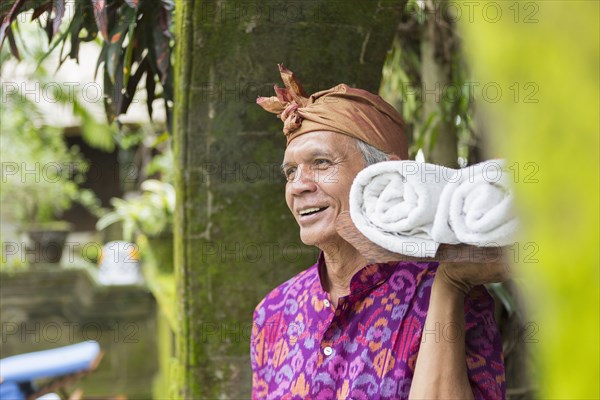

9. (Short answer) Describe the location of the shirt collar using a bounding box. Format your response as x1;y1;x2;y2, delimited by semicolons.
316;251;405;295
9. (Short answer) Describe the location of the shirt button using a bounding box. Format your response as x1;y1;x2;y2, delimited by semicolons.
323;346;333;356
323;299;330;308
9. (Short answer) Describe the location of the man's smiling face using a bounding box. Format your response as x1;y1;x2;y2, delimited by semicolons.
282;131;366;249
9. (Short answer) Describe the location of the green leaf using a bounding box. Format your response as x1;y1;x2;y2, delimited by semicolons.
106;33;125;83
72;99;116;152
124;0;139;9
487;282;518;318
416;111;439;151
103;66;117;123
122;21;136;88
96;210;122;231
35;19;71;70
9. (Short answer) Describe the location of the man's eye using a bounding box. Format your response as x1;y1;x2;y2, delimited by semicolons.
284;167;297;180
314;159;331;168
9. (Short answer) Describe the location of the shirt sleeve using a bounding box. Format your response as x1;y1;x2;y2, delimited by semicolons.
250;306;261;400
464;285;506;400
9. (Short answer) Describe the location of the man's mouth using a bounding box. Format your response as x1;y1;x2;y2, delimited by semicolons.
298;206;329;217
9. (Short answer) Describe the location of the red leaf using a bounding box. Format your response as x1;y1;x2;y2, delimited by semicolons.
94;43;107;80
146;71;156;119
31;4;52;21
6;26;20;61
123;0;138;9
52;0;65;35
45;16;54;42
110;31;122;43
158;4;172;39
0;0;26;49
119;57;149;115
91;0;108;40
152;26;170;84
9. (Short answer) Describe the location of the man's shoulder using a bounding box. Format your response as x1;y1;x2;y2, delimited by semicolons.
253;261;319;315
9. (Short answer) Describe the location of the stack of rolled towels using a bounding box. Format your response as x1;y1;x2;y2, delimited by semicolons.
349;159;518;258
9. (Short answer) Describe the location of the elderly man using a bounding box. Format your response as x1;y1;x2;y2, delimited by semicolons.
251;65;505;399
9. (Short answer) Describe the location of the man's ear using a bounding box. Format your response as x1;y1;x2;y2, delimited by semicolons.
388;153;400;161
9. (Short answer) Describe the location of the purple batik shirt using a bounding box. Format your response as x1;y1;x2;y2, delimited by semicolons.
251;253;505;400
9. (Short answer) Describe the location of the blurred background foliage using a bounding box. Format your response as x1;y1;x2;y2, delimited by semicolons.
0;25;105;227
381;1;600;396
381;0;477;168
1;0;174;128
0;24;116;151
459;1;599;398
0;92;101;225
379;2;535;395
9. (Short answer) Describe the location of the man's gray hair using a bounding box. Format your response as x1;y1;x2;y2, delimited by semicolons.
354;139;391;166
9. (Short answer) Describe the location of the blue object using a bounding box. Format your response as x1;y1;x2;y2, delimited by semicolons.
0;381;25;400
0;341;100;385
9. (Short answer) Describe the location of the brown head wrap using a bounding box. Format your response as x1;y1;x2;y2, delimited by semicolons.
256;64;408;159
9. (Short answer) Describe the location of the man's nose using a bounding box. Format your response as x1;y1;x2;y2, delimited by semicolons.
288;165;318;195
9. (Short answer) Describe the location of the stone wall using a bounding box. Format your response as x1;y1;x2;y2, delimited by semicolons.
0;263;157;398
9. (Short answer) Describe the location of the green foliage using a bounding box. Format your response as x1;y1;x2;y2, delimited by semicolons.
0;0;174;127
460;1;599;397
145;141;173;183
1;23;116;152
380;2;476;163
1;22;106;226
381;37;423;150
0;240;27;272
96;179;175;241
0;90;101;226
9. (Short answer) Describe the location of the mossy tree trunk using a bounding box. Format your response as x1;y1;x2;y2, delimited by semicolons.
420;3;458;167
383;0;470;166
173;1;402;397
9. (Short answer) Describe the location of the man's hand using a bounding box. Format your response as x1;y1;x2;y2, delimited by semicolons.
436;260;513;296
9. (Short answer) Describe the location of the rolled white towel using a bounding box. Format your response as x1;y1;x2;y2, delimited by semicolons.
349;160;458;257
431;159;519;246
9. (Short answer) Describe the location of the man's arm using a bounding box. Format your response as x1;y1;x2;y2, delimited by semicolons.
409;262;509;399
409;269;474;399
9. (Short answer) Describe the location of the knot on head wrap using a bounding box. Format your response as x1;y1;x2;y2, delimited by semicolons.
256;64;408;159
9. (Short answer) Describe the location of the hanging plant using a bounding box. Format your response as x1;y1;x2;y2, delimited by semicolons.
0;0;174;130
